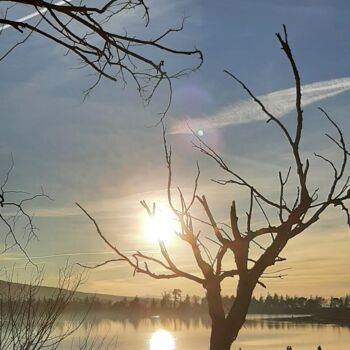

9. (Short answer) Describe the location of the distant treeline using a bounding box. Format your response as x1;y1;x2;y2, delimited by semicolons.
21;291;349;318
2;288;349;318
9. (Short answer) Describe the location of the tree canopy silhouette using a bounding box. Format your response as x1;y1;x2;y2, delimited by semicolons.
78;26;350;350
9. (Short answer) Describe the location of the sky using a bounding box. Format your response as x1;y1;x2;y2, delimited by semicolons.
0;0;349;298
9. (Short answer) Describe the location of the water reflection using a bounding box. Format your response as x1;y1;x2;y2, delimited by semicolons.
149;329;175;350
55;313;350;350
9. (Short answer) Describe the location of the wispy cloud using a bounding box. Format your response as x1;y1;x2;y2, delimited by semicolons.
171;77;350;134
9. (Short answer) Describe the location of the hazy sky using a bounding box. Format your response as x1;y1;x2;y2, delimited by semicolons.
0;0;349;298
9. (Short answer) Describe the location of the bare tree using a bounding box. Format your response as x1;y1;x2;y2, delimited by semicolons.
0;0;202;104
78;26;350;350
0;267;117;350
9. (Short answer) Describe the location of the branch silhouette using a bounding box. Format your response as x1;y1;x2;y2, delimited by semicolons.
0;0;203;107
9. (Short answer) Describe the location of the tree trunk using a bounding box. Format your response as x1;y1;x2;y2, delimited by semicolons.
206;280;231;350
209;321;232;350
227;277;256;343
208;277;256;350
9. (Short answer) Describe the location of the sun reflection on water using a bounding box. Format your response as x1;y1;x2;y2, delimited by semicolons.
149;329;175;350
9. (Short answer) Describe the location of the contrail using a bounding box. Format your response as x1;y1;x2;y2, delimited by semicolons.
171;77;350;134
2;250;158;262
0;0;73;31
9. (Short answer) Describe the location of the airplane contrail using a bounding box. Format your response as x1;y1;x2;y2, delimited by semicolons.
0;0;73;31
2;250;158;262
171;77;350;134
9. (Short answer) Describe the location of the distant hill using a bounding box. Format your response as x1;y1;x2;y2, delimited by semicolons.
0;279;129;302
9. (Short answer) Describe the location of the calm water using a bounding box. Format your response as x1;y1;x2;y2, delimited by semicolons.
60;315;350;350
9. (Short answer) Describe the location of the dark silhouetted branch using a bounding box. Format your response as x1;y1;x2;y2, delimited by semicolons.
0;0;203;107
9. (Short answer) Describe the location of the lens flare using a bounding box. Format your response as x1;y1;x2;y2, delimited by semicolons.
197;129;204;137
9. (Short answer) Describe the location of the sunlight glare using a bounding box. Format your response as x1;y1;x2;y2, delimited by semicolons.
149;329;175;350
144;207;177;243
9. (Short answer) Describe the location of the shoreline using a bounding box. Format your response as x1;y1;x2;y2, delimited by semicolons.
266;314;350;327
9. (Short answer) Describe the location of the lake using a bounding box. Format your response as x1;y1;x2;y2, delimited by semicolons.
60;314;350;350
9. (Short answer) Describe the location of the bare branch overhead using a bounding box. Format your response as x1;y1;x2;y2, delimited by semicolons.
0;0;203;105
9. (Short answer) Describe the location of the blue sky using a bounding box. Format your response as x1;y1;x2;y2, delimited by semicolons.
0;0;349;297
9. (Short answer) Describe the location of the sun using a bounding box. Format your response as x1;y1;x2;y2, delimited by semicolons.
144;206;178;243
149;329;175;350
